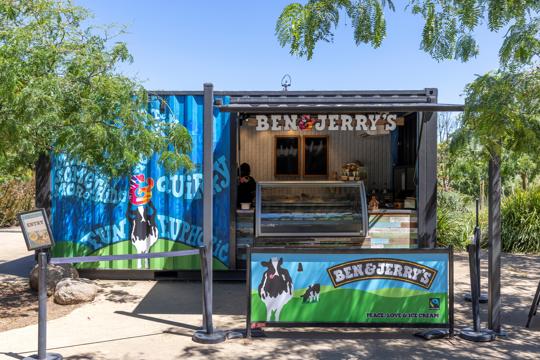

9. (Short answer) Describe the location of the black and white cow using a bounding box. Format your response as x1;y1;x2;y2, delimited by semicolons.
258;257;293;322
127;174;158;269
300;284;320;303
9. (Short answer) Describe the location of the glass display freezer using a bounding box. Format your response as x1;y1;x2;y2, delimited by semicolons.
255;181;368;238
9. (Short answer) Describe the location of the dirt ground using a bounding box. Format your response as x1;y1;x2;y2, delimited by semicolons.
0;275;81;332
0;228;81;332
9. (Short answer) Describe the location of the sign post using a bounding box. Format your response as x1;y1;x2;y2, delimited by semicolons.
18;209;63;360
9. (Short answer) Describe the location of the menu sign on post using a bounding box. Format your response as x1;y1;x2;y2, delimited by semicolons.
18;209;54;251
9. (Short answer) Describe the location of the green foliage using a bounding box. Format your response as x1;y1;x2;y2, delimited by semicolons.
436;190;489;250
439;115;540;198
502;186;540;254
276;0;347;59
276;0;539;66
463;69;540;158
436;190;475;250
0;178;34;227
499;18;540;68
0;0;193;177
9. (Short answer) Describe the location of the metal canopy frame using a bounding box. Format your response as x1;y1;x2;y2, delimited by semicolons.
217;103;464;114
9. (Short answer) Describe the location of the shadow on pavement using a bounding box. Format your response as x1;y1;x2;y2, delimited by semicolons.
3;332;166;360
0;255;34;278
132;281;245;316
114;311;200;331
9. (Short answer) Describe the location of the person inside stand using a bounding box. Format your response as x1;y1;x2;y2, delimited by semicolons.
237;162;256;208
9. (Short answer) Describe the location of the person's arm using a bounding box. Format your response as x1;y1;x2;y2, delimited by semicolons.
248;178;257;202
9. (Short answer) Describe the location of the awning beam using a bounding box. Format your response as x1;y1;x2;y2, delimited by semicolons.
218;103;464;114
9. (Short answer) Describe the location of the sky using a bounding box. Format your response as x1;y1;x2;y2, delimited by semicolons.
76;0;506;104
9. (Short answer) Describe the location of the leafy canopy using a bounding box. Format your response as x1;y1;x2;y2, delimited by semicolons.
462;68;540;157
0;0;192;177
276;0;540;67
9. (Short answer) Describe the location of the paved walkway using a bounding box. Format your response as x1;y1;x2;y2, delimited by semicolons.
0;227;34;280
1;230;539;359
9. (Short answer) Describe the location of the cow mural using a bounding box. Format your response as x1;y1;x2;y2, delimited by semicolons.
127;174;158;269
301;283;320;303
258;257;294;322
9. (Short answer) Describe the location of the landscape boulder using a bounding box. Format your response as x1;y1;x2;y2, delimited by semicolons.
54;278;98;305
29;263;79;296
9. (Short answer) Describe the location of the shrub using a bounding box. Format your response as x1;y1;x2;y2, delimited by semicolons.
502;186;540;254
436;190;488;250
0;178;35;227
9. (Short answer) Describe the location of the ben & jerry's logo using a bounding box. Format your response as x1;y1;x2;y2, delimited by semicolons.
327;258;437;289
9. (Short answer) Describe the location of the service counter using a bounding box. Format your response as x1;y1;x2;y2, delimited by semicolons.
235;182;418;267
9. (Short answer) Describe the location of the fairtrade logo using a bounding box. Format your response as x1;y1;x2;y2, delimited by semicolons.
429;298;441;310
129;174;154;206
327;258;438;289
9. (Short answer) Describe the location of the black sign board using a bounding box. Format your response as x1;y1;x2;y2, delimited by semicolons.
17;209;55;251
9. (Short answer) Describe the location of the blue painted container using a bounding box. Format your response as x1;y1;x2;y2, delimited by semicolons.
50;94;232;270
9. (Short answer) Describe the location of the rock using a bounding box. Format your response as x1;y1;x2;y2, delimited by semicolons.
54;278;98;305
29;263;79;296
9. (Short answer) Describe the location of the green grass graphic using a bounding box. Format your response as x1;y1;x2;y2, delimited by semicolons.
52;239;228;270
251;287;447;324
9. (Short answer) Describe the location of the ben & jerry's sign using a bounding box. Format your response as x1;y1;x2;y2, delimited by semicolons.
255;114;399;131
327;258;437;289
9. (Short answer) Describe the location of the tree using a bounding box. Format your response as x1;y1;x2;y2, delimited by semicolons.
276;0;539;67
463;69;540;156
461;67;539;332
462;68;540;194
0;0;192;177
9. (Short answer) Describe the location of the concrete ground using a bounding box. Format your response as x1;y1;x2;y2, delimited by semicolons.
1;230;540;359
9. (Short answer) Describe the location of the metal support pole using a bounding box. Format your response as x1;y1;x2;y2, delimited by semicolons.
199;246;213;334
488;154;505;336
474;200;481;296
38;251;47;359
459;243;495;342
464;199;488;304
203;83;214;316
245;245;252;339
469;244;481;332
24;251;63;360
203;83;214;324
526;280;540;328
192;83;229;344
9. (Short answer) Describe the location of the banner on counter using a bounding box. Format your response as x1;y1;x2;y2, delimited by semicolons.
247;248;452;328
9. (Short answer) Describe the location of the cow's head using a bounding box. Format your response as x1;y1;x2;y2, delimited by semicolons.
261;257;283;280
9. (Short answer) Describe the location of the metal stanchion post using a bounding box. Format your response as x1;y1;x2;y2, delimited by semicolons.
192;246;226;344
526;280;540;328
24;251;63;360
459;243;495;342
464;199;488;304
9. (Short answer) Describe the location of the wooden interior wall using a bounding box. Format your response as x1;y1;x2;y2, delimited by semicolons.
239;125;392;189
